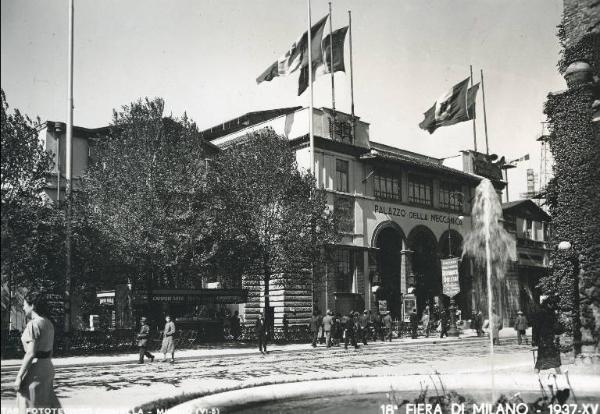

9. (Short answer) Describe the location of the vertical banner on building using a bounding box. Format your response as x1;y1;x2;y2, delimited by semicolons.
441;257;460;297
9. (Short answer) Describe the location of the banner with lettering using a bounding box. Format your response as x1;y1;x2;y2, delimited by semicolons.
441;257;460;297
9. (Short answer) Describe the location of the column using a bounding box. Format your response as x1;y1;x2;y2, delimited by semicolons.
400;247;414;295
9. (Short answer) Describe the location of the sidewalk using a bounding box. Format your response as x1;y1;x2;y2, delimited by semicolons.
1;328;523;372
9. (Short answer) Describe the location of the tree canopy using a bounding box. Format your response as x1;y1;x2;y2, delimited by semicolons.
207;130;338;312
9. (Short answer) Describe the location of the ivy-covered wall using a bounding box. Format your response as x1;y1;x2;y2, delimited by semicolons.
540;0;600;354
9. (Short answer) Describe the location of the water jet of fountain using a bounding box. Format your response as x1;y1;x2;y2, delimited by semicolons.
462;178;516;402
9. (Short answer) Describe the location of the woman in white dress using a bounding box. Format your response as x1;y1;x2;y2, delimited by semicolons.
160;315;176;363
14;291;61;413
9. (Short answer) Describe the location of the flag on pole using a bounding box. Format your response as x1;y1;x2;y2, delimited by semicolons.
509;154;530;164
298;26;348;95
256;15;329;85
419;78;480;134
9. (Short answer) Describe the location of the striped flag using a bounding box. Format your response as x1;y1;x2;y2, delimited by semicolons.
298;26;349;96
509;154;530;164
419;78;479;134
256;15;329;85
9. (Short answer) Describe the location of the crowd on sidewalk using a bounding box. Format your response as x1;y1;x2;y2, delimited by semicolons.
8;288;567;414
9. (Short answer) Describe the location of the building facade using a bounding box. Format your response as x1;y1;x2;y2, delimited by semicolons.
204;107;512;329
502;199;552;324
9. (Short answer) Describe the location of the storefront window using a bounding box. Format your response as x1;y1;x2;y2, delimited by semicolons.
374;169;401;201
336;248;353;292
439;181;463;212
408;174;433;206
336;159;349;193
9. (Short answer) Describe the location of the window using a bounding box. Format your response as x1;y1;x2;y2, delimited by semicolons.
374;170;401;201
334;195;355;233
336;159;349;193
407;174;433;206
335;248;353;292
439;181;464;212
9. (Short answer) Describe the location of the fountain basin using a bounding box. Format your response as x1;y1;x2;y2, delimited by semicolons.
167;373;600;414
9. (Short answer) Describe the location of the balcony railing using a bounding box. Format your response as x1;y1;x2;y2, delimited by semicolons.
517;237;550;250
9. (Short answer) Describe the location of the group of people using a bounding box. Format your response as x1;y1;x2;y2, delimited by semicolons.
309;309;395;349
136;315;177;364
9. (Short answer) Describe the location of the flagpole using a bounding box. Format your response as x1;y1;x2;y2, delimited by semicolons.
328;2;335;114
480;69;490;155
348;10;355;135
307;0;315;176
65;0;74;335
470;65;477;152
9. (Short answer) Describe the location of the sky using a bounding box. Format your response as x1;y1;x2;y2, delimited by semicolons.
1;0;564;200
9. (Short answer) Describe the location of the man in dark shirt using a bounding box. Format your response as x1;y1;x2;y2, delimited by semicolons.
359;310;369;345
255;312;268;354
137;317;155;364
409;308;419;339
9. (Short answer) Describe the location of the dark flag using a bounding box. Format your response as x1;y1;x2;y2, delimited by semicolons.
419;78;480;134
298;26;349;95
256;15;329;85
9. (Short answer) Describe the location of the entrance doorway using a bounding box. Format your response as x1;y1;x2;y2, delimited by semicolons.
374;224;404;318
408;226;442;315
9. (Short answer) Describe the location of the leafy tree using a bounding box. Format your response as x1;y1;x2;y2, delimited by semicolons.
1;89;59;329
208;129;338;319
79;98;213;321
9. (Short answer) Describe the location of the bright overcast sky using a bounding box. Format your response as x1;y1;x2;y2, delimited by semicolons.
1;0;564;200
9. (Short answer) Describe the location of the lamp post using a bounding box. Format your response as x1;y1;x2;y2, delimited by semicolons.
446;206;464;337
446;188;465;333
557;241;582;356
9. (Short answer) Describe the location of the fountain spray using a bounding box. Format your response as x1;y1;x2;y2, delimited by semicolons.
463;178;516;402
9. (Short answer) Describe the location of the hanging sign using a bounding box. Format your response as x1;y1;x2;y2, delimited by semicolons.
441;257;460;297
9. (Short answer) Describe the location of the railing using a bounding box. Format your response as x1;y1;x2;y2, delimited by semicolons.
517;237;550;250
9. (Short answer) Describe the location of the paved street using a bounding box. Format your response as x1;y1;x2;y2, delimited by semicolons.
0;335;547;412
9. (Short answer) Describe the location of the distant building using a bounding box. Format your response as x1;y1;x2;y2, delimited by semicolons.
502;199;552;323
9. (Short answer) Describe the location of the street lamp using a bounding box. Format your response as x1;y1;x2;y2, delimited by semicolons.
557;240;582;356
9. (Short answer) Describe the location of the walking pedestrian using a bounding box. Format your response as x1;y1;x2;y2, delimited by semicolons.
137;317;155;363
373;311;383;341
514;311;528;345
421;305;431;338
410;308;419;339
491;311;502;345
14;290;62;413
318;311;325;344
532;296;562;374
331;314;341;346
360;310;369;345
160;315;176;364
383;311;393;342
231;310;241;340
282;314;289;343
343;311;358;349
439;308;449;338
474;310;484;337
322;310;333;347
255;312;268;354
309;310;320;347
